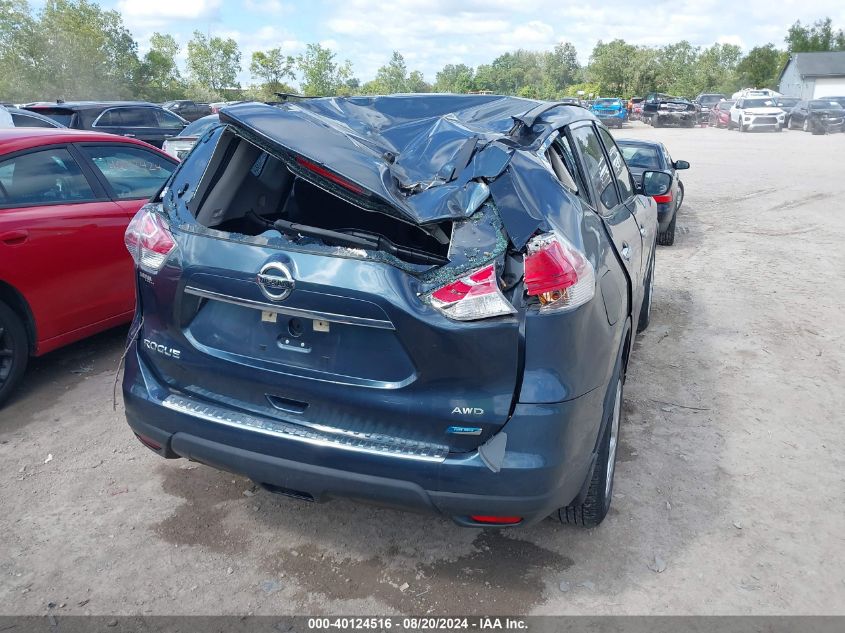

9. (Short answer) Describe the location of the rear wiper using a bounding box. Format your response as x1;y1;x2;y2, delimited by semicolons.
273;219;448;266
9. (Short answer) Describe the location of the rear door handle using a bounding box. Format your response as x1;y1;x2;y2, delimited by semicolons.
621;242;631;260
0;230;28;244
123;133;136;137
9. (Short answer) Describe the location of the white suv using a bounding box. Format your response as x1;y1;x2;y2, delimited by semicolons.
729;97;785;132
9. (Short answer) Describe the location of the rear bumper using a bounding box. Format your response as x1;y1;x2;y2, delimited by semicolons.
594;112;626;125
123;344;605;526
655;112;695;124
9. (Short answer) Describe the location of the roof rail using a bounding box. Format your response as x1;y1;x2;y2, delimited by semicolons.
274;92;318;101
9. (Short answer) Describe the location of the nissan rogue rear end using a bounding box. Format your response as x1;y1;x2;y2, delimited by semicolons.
122;95;665;527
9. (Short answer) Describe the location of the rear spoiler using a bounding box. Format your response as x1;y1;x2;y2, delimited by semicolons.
510;101;584;133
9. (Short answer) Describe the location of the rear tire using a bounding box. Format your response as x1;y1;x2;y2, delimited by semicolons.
558;367;624;528
0;300;28;407
637;248;655;333
657;211;677;246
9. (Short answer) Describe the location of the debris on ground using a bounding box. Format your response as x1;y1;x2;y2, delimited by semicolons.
260;580;282;594
648;555;667;573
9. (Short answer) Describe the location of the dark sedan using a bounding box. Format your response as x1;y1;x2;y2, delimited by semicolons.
786;100;845;134
162;100;213;122
774;97;800;114
23;102;189;148
618;139;689;245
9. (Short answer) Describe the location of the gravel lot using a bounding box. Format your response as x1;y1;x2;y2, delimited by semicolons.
1;122;844;616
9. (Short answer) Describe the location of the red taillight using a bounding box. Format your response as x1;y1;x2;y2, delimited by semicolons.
125;205;176;272
429;263;516;321
295;156;365;195
523;232;595;311
653;193;673;204
470;515;523;525
134;433;162;451
524;239;578;295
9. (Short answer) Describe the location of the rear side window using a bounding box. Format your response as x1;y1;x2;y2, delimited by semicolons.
0;148;95;206
546;132;590;204
25;109;74;126
11;113;57;128
94;109;122;126
155;109;185;129
80;145;175;199
119;108;158;127
570;124;619;212
597;128;634;201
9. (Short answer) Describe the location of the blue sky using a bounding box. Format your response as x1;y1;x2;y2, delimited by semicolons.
102;0;845;86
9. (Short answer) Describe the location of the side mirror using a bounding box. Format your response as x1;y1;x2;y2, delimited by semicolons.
673;160;690;170
640;171;672;197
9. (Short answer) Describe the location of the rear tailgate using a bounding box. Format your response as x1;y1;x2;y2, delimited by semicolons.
137;230;521;453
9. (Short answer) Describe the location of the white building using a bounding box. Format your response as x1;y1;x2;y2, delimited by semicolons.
778;52;845;99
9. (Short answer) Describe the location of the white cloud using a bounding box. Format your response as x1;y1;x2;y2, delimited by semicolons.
111;0;845;86
243;0;290;15
117;0;222;28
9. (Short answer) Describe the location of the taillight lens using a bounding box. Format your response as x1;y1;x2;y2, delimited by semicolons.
470;515;523;525
653;193;673;203
524;232;595;312
429;263;516;321
124;204;176;272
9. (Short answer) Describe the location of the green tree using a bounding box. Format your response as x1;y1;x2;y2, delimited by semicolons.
375;51;408;93
0;0;38;100
250;47;295;96
434;63;474;93
588;39;638;95
138;32;183;101
693;43;742;94
186;30;242;95
406;70;430;93
296;43;353;96
657;40;699;96
785;17;845;53
28;0;140;100
735;44;785;89
543;41;580;95
627;47;661;97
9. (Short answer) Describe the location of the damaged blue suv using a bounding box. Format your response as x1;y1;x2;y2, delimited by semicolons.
122;95;670;527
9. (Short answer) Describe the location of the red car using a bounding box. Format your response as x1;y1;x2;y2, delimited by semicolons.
0;128;177;404
709;100;734;128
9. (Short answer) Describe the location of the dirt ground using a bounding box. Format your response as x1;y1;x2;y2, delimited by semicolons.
1;122;844;616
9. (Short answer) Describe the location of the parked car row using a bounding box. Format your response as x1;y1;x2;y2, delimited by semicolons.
1;96;681;532
705;95;845;134
19;102;189;148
